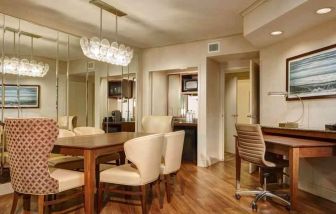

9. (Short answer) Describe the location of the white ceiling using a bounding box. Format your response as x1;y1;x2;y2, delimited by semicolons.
0;0;256;48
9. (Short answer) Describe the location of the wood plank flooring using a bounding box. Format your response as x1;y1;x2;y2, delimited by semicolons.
1;153;336;213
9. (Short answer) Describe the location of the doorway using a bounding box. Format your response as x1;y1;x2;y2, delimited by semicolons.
224;72;250;154
223;60;260;155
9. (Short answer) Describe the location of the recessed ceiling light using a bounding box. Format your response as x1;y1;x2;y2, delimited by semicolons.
270;31;283;36
316;7;333;14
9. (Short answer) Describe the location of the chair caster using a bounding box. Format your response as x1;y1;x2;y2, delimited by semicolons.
235;193;241;200
252;202;258;211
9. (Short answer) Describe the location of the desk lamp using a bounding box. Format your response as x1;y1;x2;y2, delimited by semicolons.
268;91;304;128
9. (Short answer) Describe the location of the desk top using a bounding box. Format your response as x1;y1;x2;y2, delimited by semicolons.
263;134;336;148
55;132;150;150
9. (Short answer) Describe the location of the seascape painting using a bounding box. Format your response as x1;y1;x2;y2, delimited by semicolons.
287;45;336;99
0;85;39;108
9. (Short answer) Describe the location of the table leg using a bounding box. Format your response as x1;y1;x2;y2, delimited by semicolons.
289;148;299;210
235;137;241;191
119;151;126;164
84;150;96;214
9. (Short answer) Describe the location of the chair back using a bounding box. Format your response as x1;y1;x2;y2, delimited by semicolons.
124;134;164;185
58;116;77;130
5;118;59;195
58;129;76;138
235;123;266;166
141;116;173;133
162;131;185;174
74;127;105;136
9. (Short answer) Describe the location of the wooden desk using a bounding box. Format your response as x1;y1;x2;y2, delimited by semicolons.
235;134;336;210
54;132;150;214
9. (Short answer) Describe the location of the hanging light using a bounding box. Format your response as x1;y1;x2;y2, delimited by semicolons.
0;31;49;77
80;6;133;66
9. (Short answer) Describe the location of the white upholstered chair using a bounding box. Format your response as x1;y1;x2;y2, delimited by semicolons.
58;116;77;131
158;131;185;208
74;127;120;167
73;126;105;136
5;118;84;214
58;129;76;138
98;134;164;214
48;129;84;170
141;116;173;133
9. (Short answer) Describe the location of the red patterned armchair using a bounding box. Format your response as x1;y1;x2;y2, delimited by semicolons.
5;118;84;214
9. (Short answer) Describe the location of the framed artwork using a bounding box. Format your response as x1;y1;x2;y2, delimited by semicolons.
286;44;336;100
0;85;40;108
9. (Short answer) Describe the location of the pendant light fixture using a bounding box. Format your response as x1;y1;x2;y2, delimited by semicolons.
80;0;133;66
0;29;49;77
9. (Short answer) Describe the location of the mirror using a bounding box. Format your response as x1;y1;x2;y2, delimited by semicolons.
0;12;138;132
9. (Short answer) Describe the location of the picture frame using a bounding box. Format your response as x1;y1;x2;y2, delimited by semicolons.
0;84;40;108
286;44;336;100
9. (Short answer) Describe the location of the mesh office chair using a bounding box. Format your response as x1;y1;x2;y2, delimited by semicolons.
235;123;290;211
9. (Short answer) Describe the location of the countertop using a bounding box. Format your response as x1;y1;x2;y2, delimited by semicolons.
173;119;197;127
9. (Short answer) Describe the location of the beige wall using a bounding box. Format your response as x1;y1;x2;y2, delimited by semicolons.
151;71;168;115
206;58;221;164
260;19;336;202
142;35;257;166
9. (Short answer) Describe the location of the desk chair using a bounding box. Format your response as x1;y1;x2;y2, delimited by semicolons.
235;123;290;211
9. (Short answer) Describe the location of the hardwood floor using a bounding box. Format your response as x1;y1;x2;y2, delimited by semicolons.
1;153;336;213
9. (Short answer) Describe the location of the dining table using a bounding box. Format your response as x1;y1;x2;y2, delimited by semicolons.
53;132;151;214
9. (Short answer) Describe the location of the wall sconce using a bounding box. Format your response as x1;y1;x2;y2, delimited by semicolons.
268;91;304;128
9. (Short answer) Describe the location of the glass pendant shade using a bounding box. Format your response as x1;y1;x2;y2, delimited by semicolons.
80;36;133;66
0;56;49;77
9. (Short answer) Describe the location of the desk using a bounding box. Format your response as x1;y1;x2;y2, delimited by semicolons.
53;132;150;214
235;134;336;210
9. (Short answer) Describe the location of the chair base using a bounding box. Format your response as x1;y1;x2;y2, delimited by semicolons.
235;190;290;211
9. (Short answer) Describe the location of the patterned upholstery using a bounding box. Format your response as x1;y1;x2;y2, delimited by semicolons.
5;118;59;195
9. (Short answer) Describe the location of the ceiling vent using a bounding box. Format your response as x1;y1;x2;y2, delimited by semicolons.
87;61;95;70
208;42;220;53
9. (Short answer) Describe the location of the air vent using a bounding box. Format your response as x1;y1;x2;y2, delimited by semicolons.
208;42;220;53
87;61;95;70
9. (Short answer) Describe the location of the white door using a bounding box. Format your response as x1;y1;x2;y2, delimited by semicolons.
225;75;238;154
249;60;260;124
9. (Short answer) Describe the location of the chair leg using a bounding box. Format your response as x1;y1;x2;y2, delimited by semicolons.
140;185;147;214
37;195;45;214
156;179;163;209
98;183;104;213
23;194;31;213
10;192;20;214
164;175;172;203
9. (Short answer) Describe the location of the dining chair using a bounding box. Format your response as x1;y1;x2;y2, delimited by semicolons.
74;127;120;172
141;116;173;133
73;126;105;136
48;129;84;170
58;116;77;131
58;129;76;138
158;130;185;208
5;118;84;214
235;123;290;211
98;134;164;214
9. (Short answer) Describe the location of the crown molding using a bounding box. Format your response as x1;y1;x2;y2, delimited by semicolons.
240;0;268;17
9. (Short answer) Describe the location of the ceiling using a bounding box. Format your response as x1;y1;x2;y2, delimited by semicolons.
0;0;256;48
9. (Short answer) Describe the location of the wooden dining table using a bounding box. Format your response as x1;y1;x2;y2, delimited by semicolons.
53;132;151;214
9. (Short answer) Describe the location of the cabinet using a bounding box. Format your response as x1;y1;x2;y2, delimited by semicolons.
173;123;197;164
108;79;133;99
